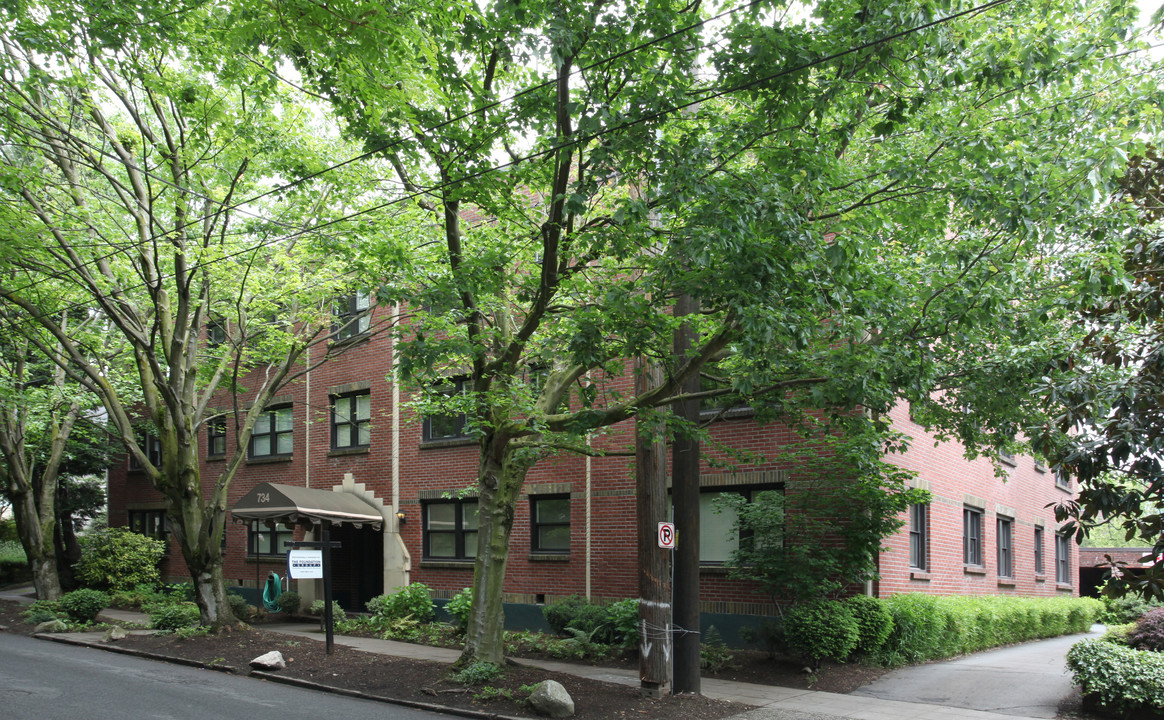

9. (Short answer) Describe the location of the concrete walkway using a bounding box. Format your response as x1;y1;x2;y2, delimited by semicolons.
0;584;1087;720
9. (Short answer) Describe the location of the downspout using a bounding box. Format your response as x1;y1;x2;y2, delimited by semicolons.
304;357;311;488
585;433;592;601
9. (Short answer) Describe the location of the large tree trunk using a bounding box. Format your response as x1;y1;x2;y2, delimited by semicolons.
12;488;61;601
458;433;534;666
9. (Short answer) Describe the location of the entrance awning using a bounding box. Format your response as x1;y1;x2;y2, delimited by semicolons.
231;482;383;530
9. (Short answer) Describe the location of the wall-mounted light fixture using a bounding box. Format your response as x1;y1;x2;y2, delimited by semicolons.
396;510;407;524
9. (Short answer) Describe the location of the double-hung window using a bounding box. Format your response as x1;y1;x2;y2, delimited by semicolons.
531;495;570;553
423;378;470;441
207;417;226;457
697;486;783;564
331;392;371;449
963;507;984;566
996;516;1013;578
128;433;162;471
909;503;928;571
333;291;371;341
250;406;293;458
1056;532;1072;584
128;509;168;540
423;499;479;560
1034;526;1045;575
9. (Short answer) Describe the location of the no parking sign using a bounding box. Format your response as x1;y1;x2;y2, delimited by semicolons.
657;522;676;549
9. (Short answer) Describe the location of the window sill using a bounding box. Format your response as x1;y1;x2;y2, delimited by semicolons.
1055;483;1072;493
245;556;285;564
909;570;931;581
246;455;293;465
420;437;477;450
997;579;1016;587
963;565;987;575
328;333;371;351
528;553;570;562
1035;573;1047;582
998;454;1017;467
697;564;734;576
419;560;475;570
699;407;756;421
328;447;370;458
207;455;226;463
1056;582;1073;591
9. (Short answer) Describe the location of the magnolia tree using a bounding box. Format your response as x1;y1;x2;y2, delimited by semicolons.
0;2;392;625
222;0;1164;664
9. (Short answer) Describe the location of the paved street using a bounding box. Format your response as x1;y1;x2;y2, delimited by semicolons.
0;632;446;720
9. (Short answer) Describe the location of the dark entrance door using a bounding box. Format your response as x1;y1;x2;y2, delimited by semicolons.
329;523;383;612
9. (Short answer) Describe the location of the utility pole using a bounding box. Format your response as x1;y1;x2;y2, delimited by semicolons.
672;293;701;694
635;357;671;697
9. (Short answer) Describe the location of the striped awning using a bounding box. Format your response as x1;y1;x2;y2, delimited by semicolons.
231;482;383;529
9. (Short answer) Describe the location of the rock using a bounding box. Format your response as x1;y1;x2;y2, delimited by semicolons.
249;650;286;671
528;679;575;718
102;626;130;642
33;619;69;634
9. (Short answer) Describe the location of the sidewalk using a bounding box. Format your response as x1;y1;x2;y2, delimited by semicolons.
0;584;1072;720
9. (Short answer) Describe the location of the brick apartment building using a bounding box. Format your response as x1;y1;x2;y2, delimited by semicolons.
107;302;1079;628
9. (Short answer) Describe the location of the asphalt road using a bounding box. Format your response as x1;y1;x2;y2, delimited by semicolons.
0;632;449;720
850;625;1104;718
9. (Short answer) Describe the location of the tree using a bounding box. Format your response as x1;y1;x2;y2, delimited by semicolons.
228;0;1160;666
1037;146;1164;599
0;1;385;625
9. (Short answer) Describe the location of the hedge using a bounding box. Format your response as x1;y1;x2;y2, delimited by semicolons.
873;594;1101;666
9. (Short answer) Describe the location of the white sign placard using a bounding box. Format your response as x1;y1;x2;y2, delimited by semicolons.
288;549;323;579
658;522;676;549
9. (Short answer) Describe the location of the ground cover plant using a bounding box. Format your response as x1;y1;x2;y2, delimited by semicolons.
1067;639;1164;718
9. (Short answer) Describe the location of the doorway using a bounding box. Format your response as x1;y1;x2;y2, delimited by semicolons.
329;523;383;612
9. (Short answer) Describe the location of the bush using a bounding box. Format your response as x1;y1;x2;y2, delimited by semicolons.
22;599;64;624
446;587;473;630
874;594;1104;666
449;661;502;685
845;595;893;654
1103;623;1136;645
1131;608;1164;652
149;602;201;631
59;589;111;623
605;598;640;649
227;591;251;621
1067;639;1164;717
785;600;858;664
276;590;301;615
308;599;346;621
1100;592;1164;625
543;595;586;635
366;582;434;622
75;527;166;591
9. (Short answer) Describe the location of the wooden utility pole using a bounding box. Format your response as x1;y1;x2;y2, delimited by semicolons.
635;357;671;697
671;293;701;694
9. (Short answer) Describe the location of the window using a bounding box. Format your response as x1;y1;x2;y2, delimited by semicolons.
909;503;928;570
128;509;167;540
996;516;1013;578
1056;531;1072;584
1055;468;1071;490
207;316;227;347
248;521;294;556
331;392;371;449
1034;526;1045;575
963;507;983;566
531;495;570;553
128;433;162;470
250;406;293;458
697;486;783;564
423;499;479;560
333;291;371;341
207;417;226;457
423;378;470;441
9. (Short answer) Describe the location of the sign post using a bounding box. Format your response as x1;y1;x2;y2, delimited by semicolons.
286;531;342;654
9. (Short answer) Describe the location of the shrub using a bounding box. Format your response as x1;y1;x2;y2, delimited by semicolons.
276;590;301;615
1067;639;1164;717
22;599;64;624
449;661;502;685
845;595;893;654
226;591;251;621
700;626;735;673
1100;592;1164;625
75;527;165;591
1131;608;1164;652
785;600;858;664
1103;623;1136;645
149;602;201;631
543;595;586;634
606;598;640;648
59;589;111;623
366;582;434;622
446;587;473;630
308;599;346;621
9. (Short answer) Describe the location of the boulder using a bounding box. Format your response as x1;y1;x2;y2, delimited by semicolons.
249;650;286;671
102;626;130;642
528;679;575;718
33;619;69;634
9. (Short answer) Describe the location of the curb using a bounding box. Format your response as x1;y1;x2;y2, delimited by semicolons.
32;632;527;720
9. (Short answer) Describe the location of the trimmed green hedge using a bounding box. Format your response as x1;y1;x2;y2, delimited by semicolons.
1067;639;1164;718
873;594;1102;666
